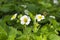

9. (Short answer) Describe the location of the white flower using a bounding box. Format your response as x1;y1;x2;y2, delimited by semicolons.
21;5;27;8
36;14;45;22
53;0;58;4
24;10;29;15
11;13;17;20
20;15;31;25
49;16;55;19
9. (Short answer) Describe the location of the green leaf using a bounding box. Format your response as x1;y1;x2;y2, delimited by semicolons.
7;27;17;40
0;26;7;40
48;34;60;40
16;35;30;40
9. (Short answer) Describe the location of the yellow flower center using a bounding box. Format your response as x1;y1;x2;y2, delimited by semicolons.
24;17;28;23
38;16;42;19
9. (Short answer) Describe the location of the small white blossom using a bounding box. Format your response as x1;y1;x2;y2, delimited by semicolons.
53;0;58;4
24;10;29;15
49;16;55;19
20;15;31;25
21;5;27;8
36;14;45;22
11;13;17;20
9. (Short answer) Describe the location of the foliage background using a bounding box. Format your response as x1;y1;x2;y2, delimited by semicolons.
0;0;60;40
